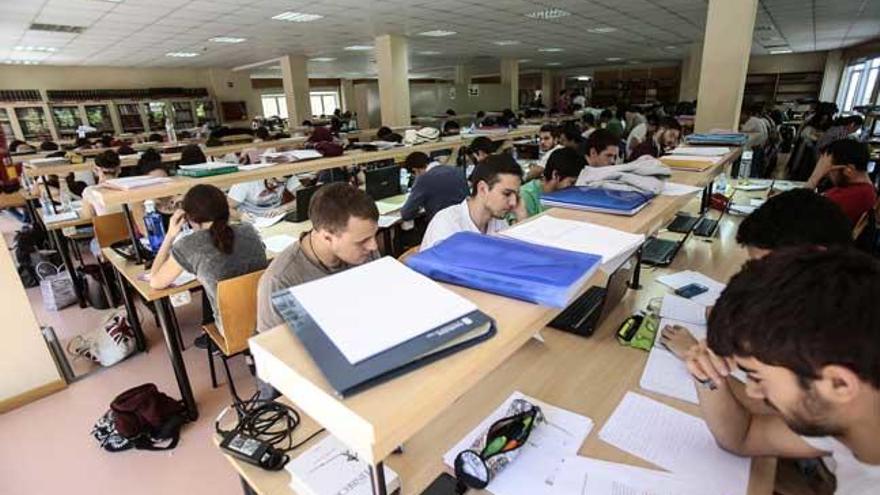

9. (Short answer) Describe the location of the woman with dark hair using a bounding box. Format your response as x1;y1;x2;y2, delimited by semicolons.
149;184;267;334
179;143;207;165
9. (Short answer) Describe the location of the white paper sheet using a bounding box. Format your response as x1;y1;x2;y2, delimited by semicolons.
443;391;594;495
374;193;409;215
171;271;197;287
729;204;758;216
42;210;79;223
668;146;731;157
549;457;705;495
287;257;477;364
661;182;704;197
103;176;171;190
639;317;707;404
656;271;725;307
178;162;233;170
501;216;644;264
263;234;297;253
249;212;288;228
660;294;708;325
286;434;399;495
378;215;399;228
599;392;752;495
237;163;276;171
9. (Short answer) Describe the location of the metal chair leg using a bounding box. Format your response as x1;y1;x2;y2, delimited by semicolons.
220;354;243;404
207;337;218;389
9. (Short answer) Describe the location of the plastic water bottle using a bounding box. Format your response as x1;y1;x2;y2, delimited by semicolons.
739;150;753;179
399;168;411;193
714;172;728;195
39;187;53;216
59;180;73;213
143;200;166;253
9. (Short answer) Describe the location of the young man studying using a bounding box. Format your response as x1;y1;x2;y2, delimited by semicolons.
806;139;876;227
537;124;564;169
686;247;880;494
519;147;585;217
584;129;620;167
400;151;469;222
627;116;681;161
420;154;526;250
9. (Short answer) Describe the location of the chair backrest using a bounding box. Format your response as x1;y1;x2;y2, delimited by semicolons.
215;269;265;355
93;212;130;248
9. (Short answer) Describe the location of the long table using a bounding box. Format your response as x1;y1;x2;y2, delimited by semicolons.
244;150;745;494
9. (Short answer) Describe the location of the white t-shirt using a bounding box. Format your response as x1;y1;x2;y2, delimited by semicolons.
572;95;586;107
626;122;648;156
741;116;768;148
538;144;564;169
800;436;880;495
228;177;301;214
82;185;121;216
420;199;509;250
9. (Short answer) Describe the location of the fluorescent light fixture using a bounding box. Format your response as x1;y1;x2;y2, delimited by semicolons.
577;76;592;81
5;60;40;65
606;57;622;62
538;47;564;52
664;45;677;50
14;46;57;52
629;60;641;64
547;62;562;66
271;12;324;22
525;8;570;20
587;27;617;33
418;30;456;37
210;37;246;44
309;57;336;62
770;48;793;54
344;45;373;51
493;40;521;46
518;59;532;63
166;52;199;58
418;51;441;55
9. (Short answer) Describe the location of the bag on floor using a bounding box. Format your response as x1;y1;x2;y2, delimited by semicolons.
91;383;187;452
67;311;136;367
37;262;77;311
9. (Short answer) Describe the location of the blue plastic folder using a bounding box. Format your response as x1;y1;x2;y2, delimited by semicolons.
405;231;602;308
540;187;654;216
685;133;748;146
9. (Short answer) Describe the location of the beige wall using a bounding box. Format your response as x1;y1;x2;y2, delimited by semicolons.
0;235;63;409
748;51;827;74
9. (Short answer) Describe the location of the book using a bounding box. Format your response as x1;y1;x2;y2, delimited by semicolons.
540;186;654;216
286;434;400;495
103;176;172;190
175;163;239;177
271;256;496;396
659;155;722;171
406;231;601;308
667;146;731;157
684;133;748;146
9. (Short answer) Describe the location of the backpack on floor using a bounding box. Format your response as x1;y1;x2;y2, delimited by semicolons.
91;383;187;452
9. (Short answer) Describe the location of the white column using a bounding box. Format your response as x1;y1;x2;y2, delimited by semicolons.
454;65;472;86
279;55;312;125
375;34;411;127
541;70;554;107
340;79;355;113
694;0;758;133
679;42;703;102
819;50;844;102
500;58;520;110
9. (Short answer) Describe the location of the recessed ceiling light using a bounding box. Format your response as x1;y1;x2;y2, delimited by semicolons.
14;46;57;52
770;48;793;54
538;48;564;52
271;12;324;22
525;8;571;20
664;45;677;50
309;57;336;62
493;40;521;46
587;27;617;33
547;62;562;66
166;52;199;58
209;37;246;44
418;51;441;55
418;30;456;37
4;60;40;65
344;45;373;51
606;57;623;62
518;59;532;63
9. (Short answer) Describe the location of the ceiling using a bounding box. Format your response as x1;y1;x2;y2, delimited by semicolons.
1;0;878;79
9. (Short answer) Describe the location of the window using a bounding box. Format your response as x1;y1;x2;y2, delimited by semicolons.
117;103;144;133
261;94;288;119
15;107;50;140
310;91;339;117
143;101;167;131
838;57;880;112
51;106;81;139
85;105;112;133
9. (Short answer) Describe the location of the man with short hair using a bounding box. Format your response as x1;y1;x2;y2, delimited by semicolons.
626;113;659;158
817;115;865;151
537;124;563;169
584;129;620;167
519;147;585;217
686;247;880;494
257;183;379;333
627;116;681;161
400;151;469;222
420;154;526;250
807;139;876;226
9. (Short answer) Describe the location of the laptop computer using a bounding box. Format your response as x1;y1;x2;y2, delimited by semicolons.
365;165;402;201
286;185;321;223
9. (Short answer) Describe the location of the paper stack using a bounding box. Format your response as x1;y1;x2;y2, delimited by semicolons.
103;176;172;190
286;434;400;495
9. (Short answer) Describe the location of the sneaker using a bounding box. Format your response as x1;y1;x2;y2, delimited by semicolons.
193;333;210;349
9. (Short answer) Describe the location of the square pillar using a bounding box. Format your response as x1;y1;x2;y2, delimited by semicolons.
375;34;411;127
500;58;520;110
280;54;312;125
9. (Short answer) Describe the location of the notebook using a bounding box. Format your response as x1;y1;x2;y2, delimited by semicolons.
175;162;239;177
406;231;602;308
540;187;654;216
272;256;495;396
684;133;748;146
103;176;173;190
660;155;722;171
286;434;400;495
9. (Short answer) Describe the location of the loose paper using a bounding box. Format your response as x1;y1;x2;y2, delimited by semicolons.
661;182;704;197
549;456;704;495
660;294;708;325
639;317;707;404
502;216;644;264
263;234;297;253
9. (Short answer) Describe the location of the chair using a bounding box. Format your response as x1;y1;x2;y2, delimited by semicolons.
203;269;265;402
93;212;130;249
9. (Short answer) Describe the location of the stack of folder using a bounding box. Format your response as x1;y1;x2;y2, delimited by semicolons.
684;133;747;146
540;186;654;216
176;162;239;177
659;154;723;172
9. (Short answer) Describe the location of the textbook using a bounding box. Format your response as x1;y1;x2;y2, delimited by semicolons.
271;256;495;397
406;231;602;308
103;176;172;190
684;133;748;146
659;154;722;172
175;162;239;177
540;186;654;216
286;434;400;495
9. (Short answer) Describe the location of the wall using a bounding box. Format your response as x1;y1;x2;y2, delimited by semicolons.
0;235;64;412
748;52;827;74
410;81;514;116
819;50;845;102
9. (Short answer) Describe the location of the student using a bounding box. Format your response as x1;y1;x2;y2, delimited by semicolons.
740;105;769;176
179;143;207;166
137;148;164;176
537;124;563;169
149;185;268;335
685;247;880;494
421;153;526;250
581;113;597;139
81;150;122;219
376;126;394;141
228;175;301;218
624;106;646;135
39;140;59;152
627;116;681;161
817;115;864;151
606;109;626;140
626;113;659;158
257;183;379;333
463;136;498;179
442;120;461;137
560;124;587;157
584;129;620;167
807;139;876;226
519;147;585;217
400;151;469;222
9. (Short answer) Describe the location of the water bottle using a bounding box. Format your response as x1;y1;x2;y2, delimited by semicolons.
399;168;411;193
714;172;728;195
59;180;73;213
143;200;166;253
739;150;753;180
39;186;53;216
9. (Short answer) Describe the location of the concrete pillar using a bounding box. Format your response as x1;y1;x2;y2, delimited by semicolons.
500;58;520;110
679;42;703;102
279;54;312;125
694;0;758;133
819;50;844;103
541;70;554;107
454;65;472;86
375;34;412;127
340;79;355;113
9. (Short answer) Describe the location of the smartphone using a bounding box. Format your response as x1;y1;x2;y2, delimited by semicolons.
675;283;709;299
421;473;467;495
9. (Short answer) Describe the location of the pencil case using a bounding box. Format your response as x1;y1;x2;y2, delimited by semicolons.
453;398;543;489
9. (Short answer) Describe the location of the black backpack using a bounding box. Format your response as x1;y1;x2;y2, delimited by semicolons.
92;383;188;452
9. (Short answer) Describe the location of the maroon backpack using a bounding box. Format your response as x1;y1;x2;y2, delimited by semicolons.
92;383;187;452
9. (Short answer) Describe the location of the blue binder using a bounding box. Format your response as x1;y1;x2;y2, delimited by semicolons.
540;187;654;216
685;133;748;145
406;232;602;308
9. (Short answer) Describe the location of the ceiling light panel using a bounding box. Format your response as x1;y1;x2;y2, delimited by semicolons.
209;37;246;43
344;45;373;51
493;40;520;46
14;46;58;52
418;30;456;37
166;52;199;57
310;57;336;62
271;12;324;22
537;48;564;52
525;8;570;20
587;27;617;34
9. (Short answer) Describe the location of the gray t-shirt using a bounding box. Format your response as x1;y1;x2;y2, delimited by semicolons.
256;234;378;332
171;224;268;328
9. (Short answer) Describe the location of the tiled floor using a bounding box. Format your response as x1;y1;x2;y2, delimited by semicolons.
1;212;252;495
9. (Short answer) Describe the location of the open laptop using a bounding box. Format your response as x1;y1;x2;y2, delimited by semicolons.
285;184;321;223
365;165;402;201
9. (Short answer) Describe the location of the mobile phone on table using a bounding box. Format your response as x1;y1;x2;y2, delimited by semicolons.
675;283;709;299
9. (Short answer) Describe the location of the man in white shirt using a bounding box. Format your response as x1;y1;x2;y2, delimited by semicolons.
537;124;564;169
625;114;658;159
420;154;527;250
228;175;302;217
687;247;880;495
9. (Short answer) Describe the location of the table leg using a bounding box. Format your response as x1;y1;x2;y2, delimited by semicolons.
121;204;143;264
155;297;198;420
50;229;87;308
115;268;147;352
628;248;643;290
368;462;389;495
700;181;713;215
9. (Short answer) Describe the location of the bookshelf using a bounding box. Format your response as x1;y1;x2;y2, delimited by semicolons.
743;71;823;106
590;66;680;106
